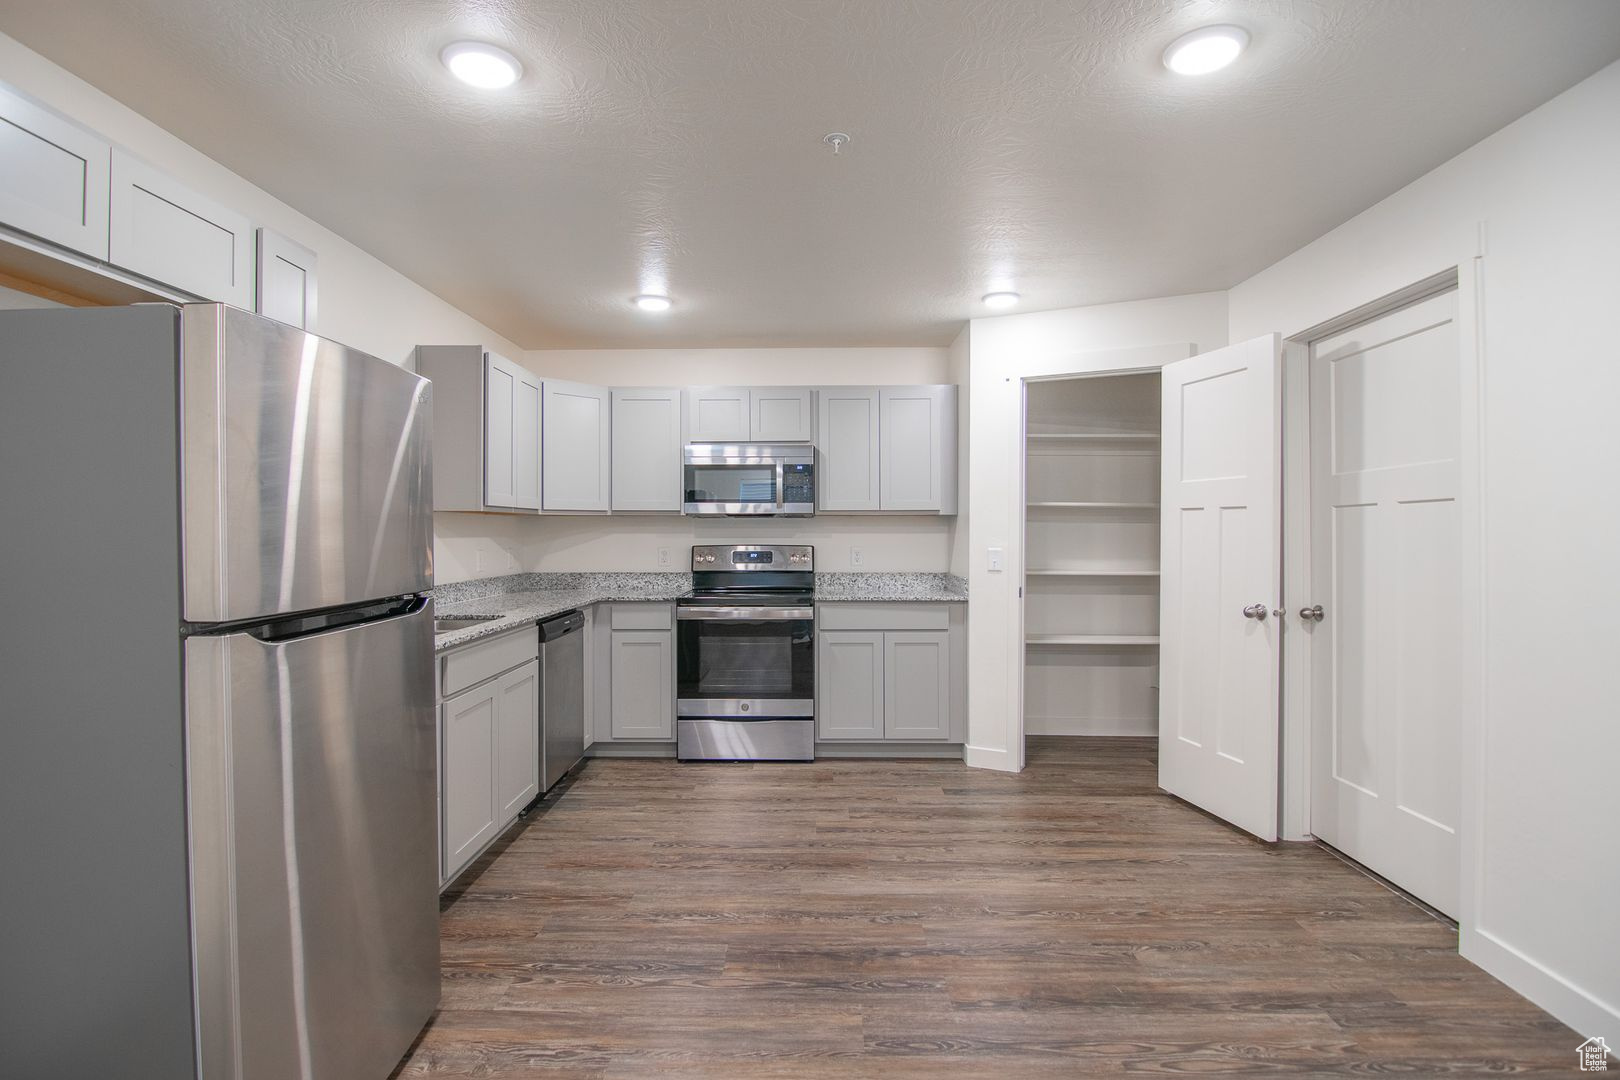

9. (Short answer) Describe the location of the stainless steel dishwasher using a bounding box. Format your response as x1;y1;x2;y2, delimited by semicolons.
539;610;587;792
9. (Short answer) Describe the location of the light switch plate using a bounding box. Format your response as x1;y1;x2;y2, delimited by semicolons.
987;547;1005;572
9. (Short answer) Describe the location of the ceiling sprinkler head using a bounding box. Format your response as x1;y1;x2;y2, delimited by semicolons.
823;132;850;154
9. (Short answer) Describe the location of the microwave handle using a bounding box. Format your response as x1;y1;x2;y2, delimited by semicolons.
777;460;785;509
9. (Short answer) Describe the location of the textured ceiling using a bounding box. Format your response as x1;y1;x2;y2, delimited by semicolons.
3;1;1619;347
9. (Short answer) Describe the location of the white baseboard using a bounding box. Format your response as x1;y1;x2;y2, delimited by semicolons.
1463;925;1620;1049
964;744;1019;772
1025;715;1156;737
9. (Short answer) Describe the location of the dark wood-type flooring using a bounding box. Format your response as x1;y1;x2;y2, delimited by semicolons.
393;736;1575;1077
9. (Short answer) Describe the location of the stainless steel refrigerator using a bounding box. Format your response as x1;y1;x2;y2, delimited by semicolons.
0;303;439;1079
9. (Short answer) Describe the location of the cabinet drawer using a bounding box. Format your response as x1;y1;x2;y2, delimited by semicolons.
440;626;538;697
816;602;950;631
610;603;672;630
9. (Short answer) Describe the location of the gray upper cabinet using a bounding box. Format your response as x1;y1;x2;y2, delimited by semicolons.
109;148;253;308
611;388;681;511
255;228;317;331
750;387;814;441
685;386;814;443
416;345;542;513
880;385;957;513
543;379;611;512
816;387;881;512
0;83;111;260
685;387;751;442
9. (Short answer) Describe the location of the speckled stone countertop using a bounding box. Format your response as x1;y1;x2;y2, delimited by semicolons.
813;572;968;602
432;571;967;652
432;573;691;652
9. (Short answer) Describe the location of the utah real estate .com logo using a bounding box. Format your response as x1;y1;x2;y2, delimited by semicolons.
1580;1036;1611;1072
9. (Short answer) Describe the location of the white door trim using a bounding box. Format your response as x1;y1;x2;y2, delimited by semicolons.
965;342;1193;773
1279;257;1484;937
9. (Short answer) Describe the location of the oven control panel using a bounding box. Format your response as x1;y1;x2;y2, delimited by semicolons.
691;544;814;570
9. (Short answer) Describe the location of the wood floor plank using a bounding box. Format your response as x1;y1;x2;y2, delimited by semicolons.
391;736;1579;1077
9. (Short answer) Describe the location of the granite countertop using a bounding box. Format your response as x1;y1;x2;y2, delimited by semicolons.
432;571;967;652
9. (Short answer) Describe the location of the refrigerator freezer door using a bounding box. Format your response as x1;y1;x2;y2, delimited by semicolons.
180;304;433;623
184;599;439;1080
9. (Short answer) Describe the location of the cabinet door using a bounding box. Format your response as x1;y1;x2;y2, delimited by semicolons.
441;683;499;882
610;631;674;740
255;227;317;330
816;631;884;739
685;387;751;443
611;388;681;511
880;386;953;512
883;632;950;740
543;379;611;511
0;84;111;259
109;149;253;307
751;387;814;442
483;353;518;508
816;387;881;511
494;660;540;820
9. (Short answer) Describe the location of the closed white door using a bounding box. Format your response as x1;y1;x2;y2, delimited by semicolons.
1159;334;1283;841
483;353;517;508
751;387;815;442
1308;289;1461;916
685;387;751;442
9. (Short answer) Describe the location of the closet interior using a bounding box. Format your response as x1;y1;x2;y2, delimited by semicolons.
1023;372;1162;738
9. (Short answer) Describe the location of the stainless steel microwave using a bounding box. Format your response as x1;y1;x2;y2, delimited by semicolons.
682;443;815;516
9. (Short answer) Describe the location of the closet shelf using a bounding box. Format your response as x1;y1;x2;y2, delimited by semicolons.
1026;634;1161;646
1027;432;1160;442
1026;500;1159;510
1026;568;1161;577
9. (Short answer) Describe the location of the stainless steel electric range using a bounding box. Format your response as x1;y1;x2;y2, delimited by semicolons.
676;544;815;761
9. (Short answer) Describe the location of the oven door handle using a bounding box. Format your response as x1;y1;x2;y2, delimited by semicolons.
677;607;814;621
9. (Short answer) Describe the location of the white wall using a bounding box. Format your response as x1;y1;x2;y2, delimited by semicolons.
962;292;1229;772
526;346;948;387
945;325;971;580
1230;58;1620;1045
430;344;960;582
0;282;64;309
0;31;523;369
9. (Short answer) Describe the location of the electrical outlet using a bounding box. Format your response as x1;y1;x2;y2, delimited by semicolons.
987;547;1005;572
657;546;672;568
850;546;864;567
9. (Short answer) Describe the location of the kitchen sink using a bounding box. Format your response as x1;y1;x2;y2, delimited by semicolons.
433;615;502;633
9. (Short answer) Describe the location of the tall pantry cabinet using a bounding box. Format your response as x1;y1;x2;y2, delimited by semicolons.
1023;373;1162;737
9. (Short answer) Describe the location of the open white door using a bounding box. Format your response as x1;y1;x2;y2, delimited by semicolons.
1159;334;1283;840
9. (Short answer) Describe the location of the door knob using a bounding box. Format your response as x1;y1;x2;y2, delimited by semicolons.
1299;604;1324;622
1242;603;1269;620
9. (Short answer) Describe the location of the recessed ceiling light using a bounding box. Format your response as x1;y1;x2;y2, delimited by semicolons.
1162;25;1249;76
633;294;672;312
982;292;1020;309
441;41;523;89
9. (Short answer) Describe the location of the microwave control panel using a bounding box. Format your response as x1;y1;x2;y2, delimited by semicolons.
782;462;814;504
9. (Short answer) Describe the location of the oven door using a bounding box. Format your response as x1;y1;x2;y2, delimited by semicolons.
676;606;814;717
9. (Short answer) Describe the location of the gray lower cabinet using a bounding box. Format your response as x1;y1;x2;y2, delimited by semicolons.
882;632;951;739
815;603;960;742
610;629;675;740
816;631;885;738
438;630;540;888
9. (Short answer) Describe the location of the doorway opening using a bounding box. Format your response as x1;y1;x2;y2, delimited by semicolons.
1021;371;1162;757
